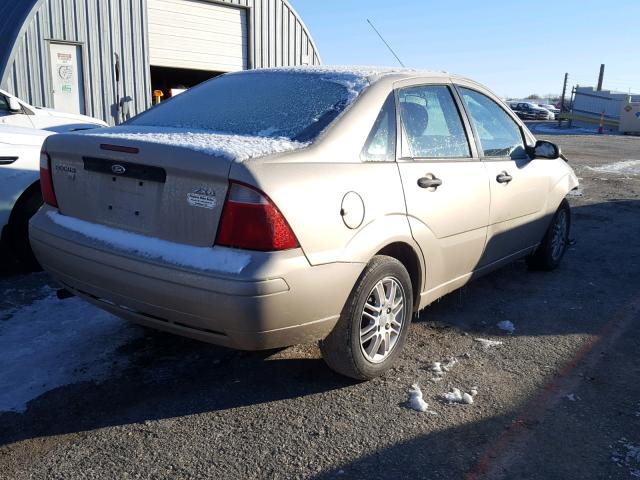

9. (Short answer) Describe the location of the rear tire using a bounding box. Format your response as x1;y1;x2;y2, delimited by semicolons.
320;255;413;380
6;187;43;271
527;199;571;271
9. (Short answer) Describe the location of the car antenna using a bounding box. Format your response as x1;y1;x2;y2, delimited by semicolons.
366;19;406;68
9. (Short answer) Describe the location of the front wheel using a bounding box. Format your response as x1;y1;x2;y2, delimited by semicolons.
527;199;571;271
320;255;413;380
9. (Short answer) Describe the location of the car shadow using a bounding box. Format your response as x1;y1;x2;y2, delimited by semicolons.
0;200;638;448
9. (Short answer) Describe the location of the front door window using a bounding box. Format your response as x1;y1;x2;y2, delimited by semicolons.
458;88;526;159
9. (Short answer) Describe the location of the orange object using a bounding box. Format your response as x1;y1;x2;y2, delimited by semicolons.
152;89;164;105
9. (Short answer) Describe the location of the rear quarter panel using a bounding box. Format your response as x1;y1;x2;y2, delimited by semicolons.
233;159;416;267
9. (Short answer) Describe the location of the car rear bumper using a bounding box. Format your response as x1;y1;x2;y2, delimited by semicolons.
29;208;364;350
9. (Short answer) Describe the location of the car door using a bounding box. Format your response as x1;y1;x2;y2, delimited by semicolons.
456;86;551;267
0;94;35;128
0;131;43;228
395;83;490;298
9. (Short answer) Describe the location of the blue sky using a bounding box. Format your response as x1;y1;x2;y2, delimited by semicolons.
290;1;640;98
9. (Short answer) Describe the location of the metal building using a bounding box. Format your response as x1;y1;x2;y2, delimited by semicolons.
0;0;321;125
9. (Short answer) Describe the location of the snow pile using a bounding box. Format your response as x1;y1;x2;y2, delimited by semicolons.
407;384;436;414
444;387;478;405
47;211;251;274
474;338;503;348
87;126;309;162
0;288;141;412
430;357;458;382
589;160;640;175
528;124;599;135
497;320;516;334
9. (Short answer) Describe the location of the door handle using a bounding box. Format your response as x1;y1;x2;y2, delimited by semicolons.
0;156;18;165
418;176;443;189
496;172;513;184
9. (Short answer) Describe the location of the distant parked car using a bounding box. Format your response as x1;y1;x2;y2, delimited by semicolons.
30;67;578;379
510;102;554;120
538;104;560;119
509;102;537;120
0;126;54;267
0;89;107;132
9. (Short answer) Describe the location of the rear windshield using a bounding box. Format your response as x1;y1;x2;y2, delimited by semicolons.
129;72;357;142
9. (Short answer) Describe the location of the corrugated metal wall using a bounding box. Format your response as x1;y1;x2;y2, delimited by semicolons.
1;0;321;125
2;0;151;125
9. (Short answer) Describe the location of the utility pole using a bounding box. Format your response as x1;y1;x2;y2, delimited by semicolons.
558;72;568;126
597;64;605;91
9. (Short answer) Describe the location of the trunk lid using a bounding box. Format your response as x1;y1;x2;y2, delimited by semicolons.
45;131;233;247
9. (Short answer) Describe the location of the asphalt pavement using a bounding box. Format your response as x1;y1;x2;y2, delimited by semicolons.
1;129;639;479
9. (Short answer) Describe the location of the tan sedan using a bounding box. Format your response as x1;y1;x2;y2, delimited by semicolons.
30;67;578;379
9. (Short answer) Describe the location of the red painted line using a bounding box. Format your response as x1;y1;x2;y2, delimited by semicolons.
464;299;640;480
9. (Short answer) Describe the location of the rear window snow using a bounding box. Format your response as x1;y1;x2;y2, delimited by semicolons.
128;70;371;142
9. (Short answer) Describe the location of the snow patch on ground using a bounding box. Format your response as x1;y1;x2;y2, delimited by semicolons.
407;384;436;414
430;357;458;382
589;160;640;175
567;187;584;197
528;123;600;135
474;338;504;348
85;126;309;162
497;320;516;334
47;211;251;274
611;439;640;478
444;387;477;405
0;288;141;412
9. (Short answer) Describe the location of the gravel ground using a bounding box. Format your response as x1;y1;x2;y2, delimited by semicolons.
1;129;639;479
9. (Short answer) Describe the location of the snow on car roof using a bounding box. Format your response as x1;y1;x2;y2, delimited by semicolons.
243;65;450;82
85;67;451;163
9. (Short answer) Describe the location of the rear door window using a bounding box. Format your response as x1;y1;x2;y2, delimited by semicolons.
458;88;527;159
361;93;396;162
398;85;470;159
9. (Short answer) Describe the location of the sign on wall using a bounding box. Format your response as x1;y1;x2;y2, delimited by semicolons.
49;43;85;115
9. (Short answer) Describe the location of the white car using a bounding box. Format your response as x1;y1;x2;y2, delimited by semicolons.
539;104;560;119
1;126;54;267
0;89;107;132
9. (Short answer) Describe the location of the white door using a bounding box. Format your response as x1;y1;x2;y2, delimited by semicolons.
147;0;248;72
49;43;85;114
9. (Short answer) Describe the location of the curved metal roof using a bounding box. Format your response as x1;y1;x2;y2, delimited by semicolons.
0;0;321;89
0;1;41;85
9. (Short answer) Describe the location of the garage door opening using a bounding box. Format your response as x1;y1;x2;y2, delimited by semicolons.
150;66;221;99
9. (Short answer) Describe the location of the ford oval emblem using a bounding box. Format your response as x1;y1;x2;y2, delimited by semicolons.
111;164;126;175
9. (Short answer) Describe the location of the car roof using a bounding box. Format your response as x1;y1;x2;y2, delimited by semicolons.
239;65;456;84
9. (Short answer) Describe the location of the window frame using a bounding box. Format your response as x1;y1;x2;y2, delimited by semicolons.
394;82;479;163
454;84;533;161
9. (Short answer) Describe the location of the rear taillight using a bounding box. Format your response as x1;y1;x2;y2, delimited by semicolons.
216;183;299;251
40;152;58;207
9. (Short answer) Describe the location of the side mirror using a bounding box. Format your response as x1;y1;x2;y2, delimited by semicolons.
529;140;560;159
7;97;22;113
